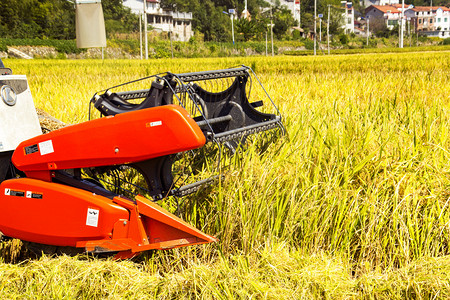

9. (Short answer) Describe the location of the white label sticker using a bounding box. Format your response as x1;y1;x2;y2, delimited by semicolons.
4;188;10;195
26;191;32;198
39;140;54;156
86;208;99;227
150;121;162;127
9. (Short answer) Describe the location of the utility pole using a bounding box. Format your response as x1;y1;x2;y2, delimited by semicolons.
292;0;295;26
408;18;411;47
416;18;418;46
170;4;176;59
266;30;268;56
399;0;404;48
299;0;301;29
170;29;173;58
231;13;235;45
314;0;317;55
244;0;248;17
319;18;322;42
366;17;369;46
327;4;330;55
139;13;142;59
270;3;274;56
271;20;274;56
143;0;148;59
223;10;235;45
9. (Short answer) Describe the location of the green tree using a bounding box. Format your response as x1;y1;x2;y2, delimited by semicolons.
272;6;296;39
0;0;137;40
235;18;259;41
102;0;139;36
160;0;298;41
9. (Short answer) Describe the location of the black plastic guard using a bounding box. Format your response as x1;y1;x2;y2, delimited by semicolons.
0;151;13;183
192;74;277;137
93;79;174;116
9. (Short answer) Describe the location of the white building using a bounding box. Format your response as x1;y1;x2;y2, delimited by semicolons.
342;1;355;34
279;0;300;25
404;6;450;38
279;0;355;34
361;0;399;8
435;7;450;37
122;0;194;42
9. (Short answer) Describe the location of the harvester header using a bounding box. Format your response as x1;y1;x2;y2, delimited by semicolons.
0;62;283;259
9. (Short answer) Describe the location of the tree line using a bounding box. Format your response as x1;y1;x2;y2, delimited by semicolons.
0;0;445;42
0;0;138;40
0;0;327;41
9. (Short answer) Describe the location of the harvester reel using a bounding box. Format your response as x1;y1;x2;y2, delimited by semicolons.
83;151;206;201
88;65;284;199
0;62;285;259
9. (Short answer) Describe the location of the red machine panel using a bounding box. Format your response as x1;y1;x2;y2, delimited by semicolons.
80;196;217;258
12;105;205;172
0;178;129;246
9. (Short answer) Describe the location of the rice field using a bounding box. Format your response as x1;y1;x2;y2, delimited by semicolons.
1;51;450;298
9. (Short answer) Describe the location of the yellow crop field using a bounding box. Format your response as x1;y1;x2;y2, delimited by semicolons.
1;52;450;298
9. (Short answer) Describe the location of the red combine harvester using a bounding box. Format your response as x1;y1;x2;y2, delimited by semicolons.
0;60;284;259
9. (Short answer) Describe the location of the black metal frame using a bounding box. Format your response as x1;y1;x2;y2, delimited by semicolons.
87;65;285;200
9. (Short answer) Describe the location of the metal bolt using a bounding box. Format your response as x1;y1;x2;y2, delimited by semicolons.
123;220;127;225
115;147;119;153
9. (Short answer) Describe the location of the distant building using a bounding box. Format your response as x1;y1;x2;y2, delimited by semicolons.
365;4;450;37
342;1;355;34
354;26;369;37
122;0;194;42
360;0;399;8
365;4;409;30
285;0;356;34
280;0;300;24
278;0;355;34
354;19;369;37
404;6;450;38
434;7;450;37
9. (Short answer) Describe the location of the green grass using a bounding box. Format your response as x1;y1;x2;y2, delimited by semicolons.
1;52;450;298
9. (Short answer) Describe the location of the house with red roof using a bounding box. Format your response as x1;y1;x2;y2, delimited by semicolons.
365;4;449;37
365;5;405;29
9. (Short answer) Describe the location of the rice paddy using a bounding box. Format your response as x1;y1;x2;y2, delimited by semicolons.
1;51;450;298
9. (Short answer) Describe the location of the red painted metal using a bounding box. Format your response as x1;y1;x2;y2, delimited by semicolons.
81;196;217;258
1;104;216;257
12;105;206;178
0;178;216;257
0;178;129;246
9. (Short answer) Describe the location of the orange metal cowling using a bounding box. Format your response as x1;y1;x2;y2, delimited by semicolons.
0;178;129;246
3;104;216;257
12;105;206;175
0;178;216;258
80;196;217;259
